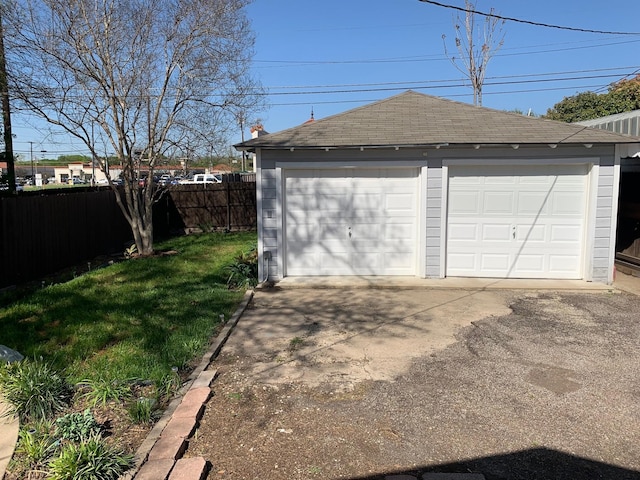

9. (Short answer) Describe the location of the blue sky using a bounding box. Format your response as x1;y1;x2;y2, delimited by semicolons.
12;0;640;160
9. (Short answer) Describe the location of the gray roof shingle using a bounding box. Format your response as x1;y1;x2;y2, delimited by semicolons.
237;91;640;150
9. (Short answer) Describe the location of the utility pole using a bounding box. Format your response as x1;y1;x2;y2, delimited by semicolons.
0;7;16;193
29;141;34;177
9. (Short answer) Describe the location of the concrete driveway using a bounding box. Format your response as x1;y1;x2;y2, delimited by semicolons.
188;280;640;480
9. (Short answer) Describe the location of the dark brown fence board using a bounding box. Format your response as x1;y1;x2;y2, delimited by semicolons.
168;183;256;231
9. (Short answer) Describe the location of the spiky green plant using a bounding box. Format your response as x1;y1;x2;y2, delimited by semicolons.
48;434;134;480
0;359;71;422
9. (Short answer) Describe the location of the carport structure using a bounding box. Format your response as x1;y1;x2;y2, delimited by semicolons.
237;91;640;284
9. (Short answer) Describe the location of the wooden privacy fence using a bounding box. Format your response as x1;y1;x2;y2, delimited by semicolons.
0;188;132;288
163;183;257;233
0;182;256;289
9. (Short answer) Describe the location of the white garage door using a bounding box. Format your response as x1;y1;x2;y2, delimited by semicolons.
285;168;418;276
447;164;588;279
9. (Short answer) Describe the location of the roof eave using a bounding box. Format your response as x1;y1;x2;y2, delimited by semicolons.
235;140;638;153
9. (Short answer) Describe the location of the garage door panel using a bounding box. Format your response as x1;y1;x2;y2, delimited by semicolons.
549;255;581;272
289;223;319;242
386;193;415;212
513;255;545;272
352;192;381;210
287;253;319;276
352;253;381;270
319;224;349;242
448;223;478;241
449;192;481;214
448;253;476;270
517;192;550;215
480;254;510;271
518;175;549;185
447;164;587;279
552;192;585;215
386;223;414;240
484;192;515;214
515;224;546;242
351;223;381;241
483;223;512;241
550;224;582;242
485;175;517;185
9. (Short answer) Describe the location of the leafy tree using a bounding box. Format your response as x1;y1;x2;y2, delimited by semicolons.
545;75;640;122
5;0;262;255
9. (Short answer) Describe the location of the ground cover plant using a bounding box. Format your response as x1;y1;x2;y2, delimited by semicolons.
0;232;257;479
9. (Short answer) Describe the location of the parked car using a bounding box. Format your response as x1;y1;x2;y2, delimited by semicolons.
179;173;222;184
158;174;172;186
71;177;87;184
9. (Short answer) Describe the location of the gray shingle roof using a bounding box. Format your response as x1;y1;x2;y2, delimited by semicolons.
237;91;640;150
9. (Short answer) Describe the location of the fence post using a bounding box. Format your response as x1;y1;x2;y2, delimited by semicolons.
226;182;231;231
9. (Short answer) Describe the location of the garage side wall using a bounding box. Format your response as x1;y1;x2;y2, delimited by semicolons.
256;153;280;281
593;155;618;283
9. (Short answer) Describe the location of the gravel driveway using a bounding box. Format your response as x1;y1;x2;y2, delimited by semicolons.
186;286;640;480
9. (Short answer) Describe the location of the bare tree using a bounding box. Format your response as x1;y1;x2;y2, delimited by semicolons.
5;0;262;254
442;0;505;106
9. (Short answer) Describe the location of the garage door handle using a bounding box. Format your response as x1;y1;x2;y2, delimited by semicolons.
348;227;352;238
512;226;516;239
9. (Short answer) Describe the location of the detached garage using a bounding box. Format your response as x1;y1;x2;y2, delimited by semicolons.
237;91;640;285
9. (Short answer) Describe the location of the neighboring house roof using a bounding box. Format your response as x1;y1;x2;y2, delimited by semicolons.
236;91;640;151
576;109;640;137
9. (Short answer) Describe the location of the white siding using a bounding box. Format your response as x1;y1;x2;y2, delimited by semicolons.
425;160;442;277
592;157;616;283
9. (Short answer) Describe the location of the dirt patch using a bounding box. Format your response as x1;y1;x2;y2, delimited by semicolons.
185;288;640;480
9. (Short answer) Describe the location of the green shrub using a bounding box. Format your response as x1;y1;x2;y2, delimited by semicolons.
48;434;134;480
55;408;102;442
226;245;258;288
15;422;57;468
80;377;132;406
127;397;156;424
154;370;182;406
0;359;71;422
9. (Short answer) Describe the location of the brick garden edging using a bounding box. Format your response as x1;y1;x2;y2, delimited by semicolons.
120;289;254;480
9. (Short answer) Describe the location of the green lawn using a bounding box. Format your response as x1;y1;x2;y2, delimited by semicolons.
0;232;256;385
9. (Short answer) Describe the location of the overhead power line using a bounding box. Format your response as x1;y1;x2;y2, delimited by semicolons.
264;72;635;96
268;84;610;107
417;0;640;36
254;38;640;68
265;66;638;90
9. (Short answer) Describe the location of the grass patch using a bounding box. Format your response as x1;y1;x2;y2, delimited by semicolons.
1;232;256;478
0;232;255;388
